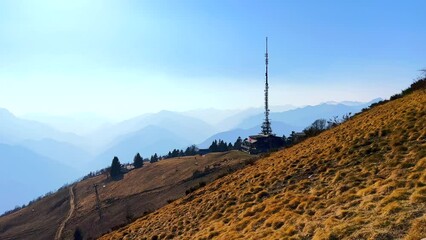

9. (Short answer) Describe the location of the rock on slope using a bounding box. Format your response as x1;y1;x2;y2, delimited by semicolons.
101;88;426;239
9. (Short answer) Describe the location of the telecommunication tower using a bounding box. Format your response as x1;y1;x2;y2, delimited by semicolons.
261;37;272;135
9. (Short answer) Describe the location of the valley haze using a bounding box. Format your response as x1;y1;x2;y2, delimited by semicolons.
0;1;425;239
1;99;378;213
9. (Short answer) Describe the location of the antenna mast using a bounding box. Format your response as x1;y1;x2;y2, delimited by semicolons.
94;184;102;219
261;37;272;135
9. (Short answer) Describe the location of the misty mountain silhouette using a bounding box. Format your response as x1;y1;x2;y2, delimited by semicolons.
92;125;191;169
236;100;381;130
0;143;79;213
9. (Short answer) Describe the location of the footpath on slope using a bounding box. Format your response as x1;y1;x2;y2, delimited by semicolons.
55;186;75;240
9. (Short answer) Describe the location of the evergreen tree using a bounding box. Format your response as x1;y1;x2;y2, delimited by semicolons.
209;140;218;152
184;147;191;156
227;142;233;150
171;149;177;157
188;145;197;155
288;131;296;145
110;156;121;178
282;135;288;145
218;140;227;152
234;136;243;150
150;153;159;163
133;153;144;168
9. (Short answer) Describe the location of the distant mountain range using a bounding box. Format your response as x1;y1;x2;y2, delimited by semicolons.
0;108;82;145
92;125;192;170
0;143;79;213
199;98;382;147
21;112;113;136
0;99;381;213
19;138;92;170
87;110;217;169
97;86;425;240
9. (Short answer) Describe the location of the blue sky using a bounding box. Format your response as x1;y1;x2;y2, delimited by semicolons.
0;0;425;119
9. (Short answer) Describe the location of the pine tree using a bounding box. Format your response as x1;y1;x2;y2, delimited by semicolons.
234;136;243;150
209;140;218;152
184;147;191;156
150;153;159;163
188;145;197;155
171;149;176;157
218;140;227;152
133;153;143;168
227;142;233;150
110;156;121;178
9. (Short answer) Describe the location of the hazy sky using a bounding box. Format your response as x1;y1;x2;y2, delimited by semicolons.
0;0;425;119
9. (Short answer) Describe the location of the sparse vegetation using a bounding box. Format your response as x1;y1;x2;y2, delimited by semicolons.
185;182;206;195
100;85;426;240
149;153;159;163
133;153;144;169
0;151;252;239
110;156;122;178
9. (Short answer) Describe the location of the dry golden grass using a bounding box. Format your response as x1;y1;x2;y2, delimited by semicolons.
100;89;426;240
0;187;70;240
0;151;252;239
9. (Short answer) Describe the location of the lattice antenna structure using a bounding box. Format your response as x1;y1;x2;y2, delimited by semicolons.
261;37;272;135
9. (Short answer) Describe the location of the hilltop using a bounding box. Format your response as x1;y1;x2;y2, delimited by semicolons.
0;151;253;239
101;83;426;239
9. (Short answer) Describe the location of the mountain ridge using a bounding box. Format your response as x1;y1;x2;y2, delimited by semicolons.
0;143;79;213
101;87;426;239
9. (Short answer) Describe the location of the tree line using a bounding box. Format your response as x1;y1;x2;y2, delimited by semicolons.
108;137;243;178
108;113;354;178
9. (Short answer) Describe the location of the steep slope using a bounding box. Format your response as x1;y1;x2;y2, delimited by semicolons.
0;151;253;240
0;187;70;240
101;90;426;239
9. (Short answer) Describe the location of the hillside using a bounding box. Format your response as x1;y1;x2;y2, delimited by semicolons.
0;151;253;240
101;88;426;239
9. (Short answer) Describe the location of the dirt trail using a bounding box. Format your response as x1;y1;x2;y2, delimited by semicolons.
55;186;75;240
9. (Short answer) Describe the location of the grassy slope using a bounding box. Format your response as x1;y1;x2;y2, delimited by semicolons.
101;90;426;240
0;187;70;240
0;151;253;240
